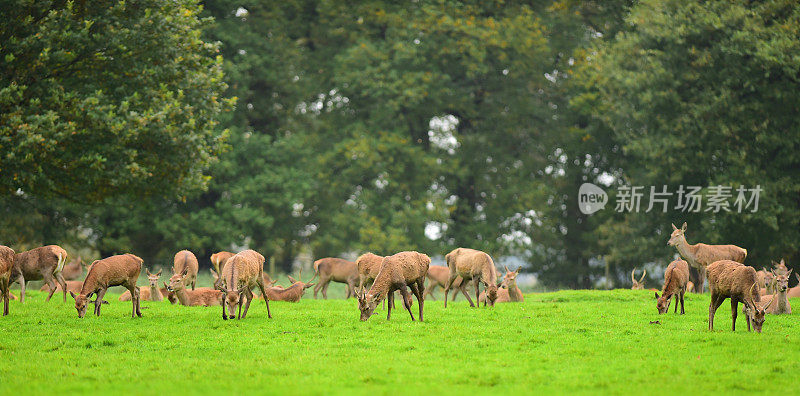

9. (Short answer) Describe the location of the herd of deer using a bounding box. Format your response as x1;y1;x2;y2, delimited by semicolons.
633;222;795;333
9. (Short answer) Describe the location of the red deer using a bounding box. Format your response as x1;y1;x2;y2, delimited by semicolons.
758;269;792;314
631;268;646;290
423;265;467;301
119;269;167;302
211;251;235;277
11;245;68;302
218;250;271;320
162;282;178;304
654;259;689;314
60;256;87;281
668;222;747;293
262;271;315;302
356;251;430;321
356;252;408;309
443;248;498;308
313;257;358;299
166;272;223;307
70;254;143;318
480;266;523;303
0;245;13;316
707;260;773;333
169;250;198;291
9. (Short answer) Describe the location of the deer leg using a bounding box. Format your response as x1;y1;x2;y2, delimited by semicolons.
708;293;720;331
256;277;272;319
134;286;142;317
414;279;425;322
43;273;58;302
222;296;228;320
237;294;244;320
16;275;25;303
95;288;108;317
241;289;254;319
444;270;458;308
313;278;322;299
730;298;738;332
399;286;415;321
473;278;481;308
673;295;678;313
699;267;707;294
1;278;9;316
387;290;394;320
56;272;67;302
423;282;437;301
679;291;685;315
322;279;330;299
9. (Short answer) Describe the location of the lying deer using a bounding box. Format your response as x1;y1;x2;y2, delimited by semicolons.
423;265;467;301
262;271;315;302
356;251;430;321
631;268;646;290
444;248;498;308
654;259;689;314
167;269;223;307
171;250;199;290
0;245;13;316
668;222;747;293
11;245;69;303
480;266;523;303
707;260;772;333
70;254;143;318
211;251;235;277
218;249;271;320
120;269;168;302
313;257;358;299
758;269;792;315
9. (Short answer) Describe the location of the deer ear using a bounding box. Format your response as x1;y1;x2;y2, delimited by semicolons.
680;222;687;231
654;292;659;299
70;291;77;299
156;269;162;276
146;268;152;276
671;223;678;230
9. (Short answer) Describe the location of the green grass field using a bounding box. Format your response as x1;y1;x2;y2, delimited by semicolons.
1;287;798;395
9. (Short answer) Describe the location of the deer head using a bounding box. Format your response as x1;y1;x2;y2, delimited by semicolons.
667;222;687;246
146;268;162;289
631;268;646;290
503;265;520;287
287;270;314;290
761;268;775;289
167;267;189;292
356;290;379;321
772;259;788;275
654;291;671;314
772;269;791;293
744;283;773;333
69;291;90;318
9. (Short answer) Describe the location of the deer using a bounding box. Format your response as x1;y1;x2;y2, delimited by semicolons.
170;250;199;291
11;245;69;303
631;268;646;290
70;254;143;318
0;245;13;316
211;251;235;277
480;266;523;303
758;269;792;314
707;260;774;333
668;222;747;293
356;251;430;321
312;257;358;299
262;271;315;302
119;269;167;302
166;269;223;307
756;268;775;295
443;247;498;308
423;265;467;301
654;259;689;314
162;282;178;304
218;249;271;320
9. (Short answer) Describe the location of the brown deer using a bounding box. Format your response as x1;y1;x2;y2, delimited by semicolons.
60;256;86;281
312;257;358;299
170;250;199;291
218;249;271;320
11;245;68;302
119;269;166;302
443;248;498;308
707;260;773;333
480;266;523;303
262;271;315;302
211;251;235;276
166;271;223;307
356;253;383;292
162;282;178;304
631;268;646;290
654;259;689;314
0;245;13;316
758;269;792;314
356;251;430;321
756;268;775;295
668;222;747;293
70;254;143;318
423;265;467;301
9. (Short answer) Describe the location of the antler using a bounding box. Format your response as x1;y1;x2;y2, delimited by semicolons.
639;269;647;283
631;269;636;283
504;265;510;273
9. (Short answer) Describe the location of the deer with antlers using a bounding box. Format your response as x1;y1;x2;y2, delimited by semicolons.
356;251;430;321
0;245;13;316
218;249;271;320
655;259;689;314
707;260;773;333
70;254;143;318
631;268;646;290
668;222;747;293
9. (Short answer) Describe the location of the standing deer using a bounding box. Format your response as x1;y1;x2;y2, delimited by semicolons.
480;266;523;303
631;268;646;290
312;257;358;299
668;222;747;293
11;245;68;302
170;250;199;291
356;251;430;321
707;260;773;333
444;248;498;308
218;249;271;320
758;269;792;314
0;245;13;316
423;265;467;301
210;251;235;277
654;259;689;314
70;254;143;318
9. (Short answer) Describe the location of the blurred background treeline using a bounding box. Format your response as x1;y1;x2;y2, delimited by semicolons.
1;0;798;288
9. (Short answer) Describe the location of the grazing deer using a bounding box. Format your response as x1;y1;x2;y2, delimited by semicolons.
444;248;498;308
218;250;271;320
119;269;166;302
758;269;792;315
0;245;13;316
170;250;199;291
312;257;358;299
60;256;86;281
423;265;467;301
263;271;315;302
668;222;747;293
70;254;143;318
11;245;68;302
356;251;430;321
481;266;523;303
211;251;235;277
631;268;646;290
707;260;773;333
166;271;223;307
654;259;689;314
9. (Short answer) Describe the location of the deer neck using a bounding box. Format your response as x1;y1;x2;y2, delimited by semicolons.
367;275;390;302
675;236;698;264
175;287;191;306
482;264;497;286
149;284;162;301
79;271;100;296
775;289;789;311
507;280;523;301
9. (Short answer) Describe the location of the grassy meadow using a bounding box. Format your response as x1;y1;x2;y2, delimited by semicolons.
1;285;798;395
